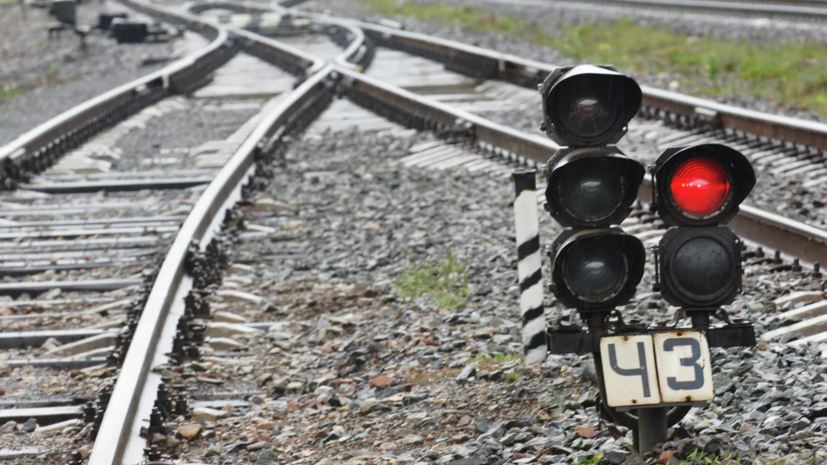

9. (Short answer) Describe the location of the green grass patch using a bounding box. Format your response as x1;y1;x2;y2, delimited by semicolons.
395;251;470;309
359;0;827;115
359;0;531;35
473;352;523;369
0;86;25;102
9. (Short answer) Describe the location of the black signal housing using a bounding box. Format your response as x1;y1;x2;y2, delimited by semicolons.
658;227;742;308
540;64;642;147
545;146;645;228
653;144;756;227
549;228;646;310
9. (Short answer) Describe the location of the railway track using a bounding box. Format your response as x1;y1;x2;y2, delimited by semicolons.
475;0;827;20
3;0;827;462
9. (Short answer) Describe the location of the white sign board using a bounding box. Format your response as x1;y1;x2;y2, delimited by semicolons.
600;331;714;408
653;331;714;403
600;335;661;408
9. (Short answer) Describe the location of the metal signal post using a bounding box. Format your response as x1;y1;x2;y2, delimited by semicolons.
537;65;757;452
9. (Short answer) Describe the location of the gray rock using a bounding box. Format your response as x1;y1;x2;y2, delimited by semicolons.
475;417;489;434
600;450;627;465
256;449;277;463
360;398;381;414
456;364;476;382
21;418;37;433
402;434;424;445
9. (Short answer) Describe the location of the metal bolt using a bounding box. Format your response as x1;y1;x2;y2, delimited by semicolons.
773;250;782;264
90;411;103;439
792;258;802;272
148;407;166;435
83;402;96;423
145;444;162;461
99;385;113;410
66;451;83;465
174;392;189;416
815;262;823;279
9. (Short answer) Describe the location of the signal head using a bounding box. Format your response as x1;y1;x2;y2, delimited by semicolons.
654;144;755;227
550;228;645;310
540;64;642;147
545;147;645;228
658;226;742;308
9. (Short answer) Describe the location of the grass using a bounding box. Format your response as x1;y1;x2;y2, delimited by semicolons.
473;352;523;369
358;0;827;115
359;0;528;36
395;251;470;309
0;86;24;103
405;367;460;385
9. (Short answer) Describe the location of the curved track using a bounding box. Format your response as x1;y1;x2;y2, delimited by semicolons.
4;0;827;462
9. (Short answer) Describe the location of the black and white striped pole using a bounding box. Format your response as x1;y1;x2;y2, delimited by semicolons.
512;169;546;365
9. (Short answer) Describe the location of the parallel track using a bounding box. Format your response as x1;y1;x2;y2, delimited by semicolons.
4;0;827;462
478;0;827;19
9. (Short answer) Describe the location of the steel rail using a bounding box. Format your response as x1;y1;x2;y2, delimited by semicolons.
70;2;827;461
266;0;827;153
187;0;369;70
308;18;827;152
457;0;827;17
334;64;827;265
0;4;233;188
207;0;827;268
574;0;827;18
85;2;336;464
87;64;335;465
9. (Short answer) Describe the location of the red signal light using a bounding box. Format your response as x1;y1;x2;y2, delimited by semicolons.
669;158;730;216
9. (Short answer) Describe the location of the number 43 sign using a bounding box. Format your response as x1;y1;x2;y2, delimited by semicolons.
600;331;714;408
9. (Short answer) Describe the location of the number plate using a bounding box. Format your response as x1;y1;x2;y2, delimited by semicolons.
599;331;714;408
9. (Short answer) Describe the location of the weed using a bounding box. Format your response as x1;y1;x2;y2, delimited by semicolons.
395;251;470;309
574;456;601;465
502;371;521;383
676;450;745;465
0;85;24;102
405;367;460;386
473;352;523;370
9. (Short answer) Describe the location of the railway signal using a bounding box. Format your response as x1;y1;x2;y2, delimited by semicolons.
540;65;646;311
537;65;758;454
652;144;756;309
